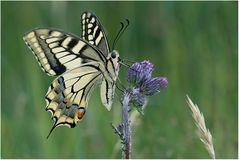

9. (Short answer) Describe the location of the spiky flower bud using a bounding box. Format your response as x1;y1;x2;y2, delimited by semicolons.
141;77;168;95
127;60;154;86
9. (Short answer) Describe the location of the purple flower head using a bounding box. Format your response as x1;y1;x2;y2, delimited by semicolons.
141;77;168;95
127;60;168;96
127;60;154;85
126;60;168;115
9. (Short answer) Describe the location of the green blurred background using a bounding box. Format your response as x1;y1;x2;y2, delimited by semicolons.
1;1;237;158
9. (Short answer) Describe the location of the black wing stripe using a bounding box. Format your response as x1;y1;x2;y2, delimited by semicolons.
94;28;101;42
105;79;110;104
67;38;78;48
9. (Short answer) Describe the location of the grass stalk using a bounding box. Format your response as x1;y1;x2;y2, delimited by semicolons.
186;95;215;159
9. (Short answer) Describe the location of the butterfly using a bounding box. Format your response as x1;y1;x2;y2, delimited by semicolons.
23;11;122;138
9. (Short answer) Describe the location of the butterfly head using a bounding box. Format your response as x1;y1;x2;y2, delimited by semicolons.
110;50;120;60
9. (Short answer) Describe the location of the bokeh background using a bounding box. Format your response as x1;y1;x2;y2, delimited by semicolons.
1;1;237;159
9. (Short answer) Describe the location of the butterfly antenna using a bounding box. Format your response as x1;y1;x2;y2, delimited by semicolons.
112;22;124;50
121;19;130;37
46;122;57;139
112;19;130;50
119;60;131;68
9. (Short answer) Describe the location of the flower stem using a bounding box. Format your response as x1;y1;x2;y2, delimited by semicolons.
122;92;131;159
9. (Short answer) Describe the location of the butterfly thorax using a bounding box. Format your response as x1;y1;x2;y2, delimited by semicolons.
104;50;120;82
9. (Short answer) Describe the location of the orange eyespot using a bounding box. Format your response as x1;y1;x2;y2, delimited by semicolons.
77;107;86;120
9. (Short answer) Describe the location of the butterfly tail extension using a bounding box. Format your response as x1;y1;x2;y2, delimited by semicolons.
45;77;79;134
46;121;58;139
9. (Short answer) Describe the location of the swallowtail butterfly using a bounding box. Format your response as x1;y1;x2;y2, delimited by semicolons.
23;11;121;138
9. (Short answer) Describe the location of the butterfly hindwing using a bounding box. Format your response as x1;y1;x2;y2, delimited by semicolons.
45;62;103;138
81;12;110;56
23;28;106;76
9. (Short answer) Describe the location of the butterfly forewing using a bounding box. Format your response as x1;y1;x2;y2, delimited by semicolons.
23;28;106;76
81;12;110;56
